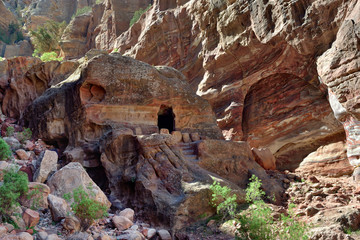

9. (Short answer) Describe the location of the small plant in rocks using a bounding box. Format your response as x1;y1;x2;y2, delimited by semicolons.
63;186;108;230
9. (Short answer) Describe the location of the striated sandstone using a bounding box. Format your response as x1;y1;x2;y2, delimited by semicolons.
112;0;353;169
0;57;79;119
24;54;222;166
317;1;360;176
296;141;353;177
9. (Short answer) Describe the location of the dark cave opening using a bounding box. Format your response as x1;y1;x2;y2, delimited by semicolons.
157;105;175;133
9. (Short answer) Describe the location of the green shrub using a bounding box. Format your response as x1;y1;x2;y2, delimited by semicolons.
129;4;152;27
38;52;63;62
209;181;237;218
0;168;29;217
18;128;32;143
0;57;5;61
245;175;265;203
63;186;108;230
0;138;11;160
210;176;309;240
74;6;92;18
30;21;67;55
6;126;14;137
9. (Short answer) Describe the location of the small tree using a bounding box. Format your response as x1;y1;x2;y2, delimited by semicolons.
30;21;67;55
129;4;152;27
0;138;11;160
0;168;29;218
63;186;108;230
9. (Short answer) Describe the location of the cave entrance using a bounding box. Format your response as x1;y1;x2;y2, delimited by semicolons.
157;105;175;132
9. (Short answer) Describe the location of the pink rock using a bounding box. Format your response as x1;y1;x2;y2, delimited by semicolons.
22;209;40;228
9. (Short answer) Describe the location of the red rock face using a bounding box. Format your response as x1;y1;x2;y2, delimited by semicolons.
24;54;222;166
317;0;360;172
110;0;356;169
0;57;79;119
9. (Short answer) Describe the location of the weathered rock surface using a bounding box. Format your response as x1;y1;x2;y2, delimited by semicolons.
112;0;357;169
317;0;360;177
47;162;111;208
99;131;282;230
0;40;33;58
0;57;79;119
0;0;17;30
19;182;50;210
48;194;71;222
33;150;58;183
24;54;222;166
296;141;353;177
25;0;96;30
60;0;153;59
251;147;276;170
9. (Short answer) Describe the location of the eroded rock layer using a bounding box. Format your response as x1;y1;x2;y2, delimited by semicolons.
24;53;222;166
108;0;358;169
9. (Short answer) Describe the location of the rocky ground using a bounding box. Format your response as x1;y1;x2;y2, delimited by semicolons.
0;114;359;240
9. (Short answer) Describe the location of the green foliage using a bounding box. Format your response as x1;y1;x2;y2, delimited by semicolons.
26;185;42;210
209;181;237;218
0;57;4;61
39;52;63;62
0;168;29;217
63;186;108;230
129;4;152;27
30;21;67;55
74;6;92;18
245;175;265;203
0;138;11;160
6;126;14;137
96;0;103;3
19;128;32;142
277;203;309;240
0;23;23;45
111;48;119;53
210;176;309;240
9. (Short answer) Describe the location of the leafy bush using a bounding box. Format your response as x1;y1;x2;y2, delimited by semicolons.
39;52;63;62
0;57;5;61
0;168;29;217
74;6;92;18
0;138;11;160
30;21;67;55
210;175;309;240
129;4;152;27
209;181;237;218
63;186;108;230
18;127;33;143
6;126;14;137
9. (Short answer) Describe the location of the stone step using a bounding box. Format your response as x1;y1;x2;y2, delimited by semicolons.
182;149;195;155
184;154;198;160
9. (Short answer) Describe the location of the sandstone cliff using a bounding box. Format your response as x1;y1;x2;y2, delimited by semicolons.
107;0;360;170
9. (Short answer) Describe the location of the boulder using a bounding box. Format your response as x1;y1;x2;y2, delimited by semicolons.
112;216;133;231
115;230;145;240
296;141;353;177
62;216;81;233
15;149;30;160
119;208;135;222
47;162;111;208
100;132;247;230
48;194;71;222
22;208;40;228
158;230;171;240
33;150;58;183
19;182;50;210
3;137;21;150
251;148;276;170
0;232;33;240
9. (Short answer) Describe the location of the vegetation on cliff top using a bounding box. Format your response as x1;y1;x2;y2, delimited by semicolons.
129;4;152;27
